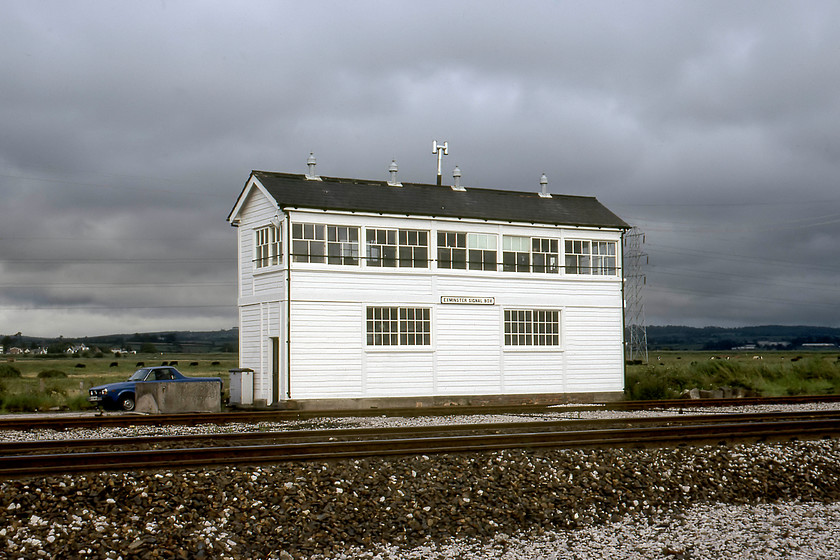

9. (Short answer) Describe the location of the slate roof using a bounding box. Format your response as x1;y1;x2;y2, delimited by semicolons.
234;171;628;229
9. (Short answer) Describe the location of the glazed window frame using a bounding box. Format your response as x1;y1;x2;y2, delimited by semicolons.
437;231;467;270
327;225;360;266
504;309;561;347
366;306;432;347
254;225;281;269
367;228;430;268
292;223;360;265
467;233;497;271
564;239;617;275
502;236;530;272
501;236;560;273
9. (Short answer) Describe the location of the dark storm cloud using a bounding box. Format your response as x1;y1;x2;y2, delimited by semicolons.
1;0;839;336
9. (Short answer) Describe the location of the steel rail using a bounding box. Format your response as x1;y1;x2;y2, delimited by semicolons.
2;417;839;478
3;395;840;432
3;409;840;455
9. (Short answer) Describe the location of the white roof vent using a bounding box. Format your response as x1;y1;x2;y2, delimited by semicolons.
305;152;322;181
387;159;402;187
538;173;551;198
451;165;465;191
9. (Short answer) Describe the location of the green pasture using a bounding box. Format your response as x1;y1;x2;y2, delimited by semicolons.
0;353;237;412
625;351;840;400
2;350;840;411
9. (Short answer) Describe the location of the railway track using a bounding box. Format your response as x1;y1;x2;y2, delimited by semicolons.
3;410;840;478
3;394;840;432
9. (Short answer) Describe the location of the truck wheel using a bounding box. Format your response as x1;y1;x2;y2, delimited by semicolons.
120;394;136;412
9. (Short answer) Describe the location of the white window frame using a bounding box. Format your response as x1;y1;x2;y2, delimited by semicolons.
532;237;560;274
437;231;467;270
502;236;560;273
365;306;432;347
564;239;617;275
367;228;429;268
467;233;497;271
327;225;360;265
292;222;359;266
254;224;281;269
503;309;561;347
398;229;429;268
502;236;530;272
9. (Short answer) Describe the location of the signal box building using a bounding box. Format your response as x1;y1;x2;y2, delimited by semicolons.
228;161;629;408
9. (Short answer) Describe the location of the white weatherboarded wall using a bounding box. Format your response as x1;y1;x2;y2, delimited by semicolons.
233;189;626;405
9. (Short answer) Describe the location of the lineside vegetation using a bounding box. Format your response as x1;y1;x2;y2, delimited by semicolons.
0;354;237;413
625;351;840;400
2;352;840;411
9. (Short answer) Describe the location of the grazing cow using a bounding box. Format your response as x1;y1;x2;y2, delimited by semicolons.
190;362;199;366
109;362;119;367
169;361;178;366
211;361;220;366
161;361;169;366
75;363;86;368
136;362;145;367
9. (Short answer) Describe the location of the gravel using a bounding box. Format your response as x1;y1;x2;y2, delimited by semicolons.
3;435;840;559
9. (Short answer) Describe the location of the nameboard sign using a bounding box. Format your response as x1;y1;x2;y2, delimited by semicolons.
440;296;495;305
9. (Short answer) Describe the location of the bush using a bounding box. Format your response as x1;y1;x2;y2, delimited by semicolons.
0;364;21;378
0;393;54;412
37;369;68;378
625;367;677;400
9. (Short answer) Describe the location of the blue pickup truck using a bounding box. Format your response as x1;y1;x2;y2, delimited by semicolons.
88;366;223;411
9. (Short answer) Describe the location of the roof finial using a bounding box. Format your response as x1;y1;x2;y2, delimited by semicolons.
451;165;465;191
305;152;322;181
387;159;402;187
538;172;551;198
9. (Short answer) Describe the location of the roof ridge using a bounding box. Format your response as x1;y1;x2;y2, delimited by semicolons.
253;170;599;200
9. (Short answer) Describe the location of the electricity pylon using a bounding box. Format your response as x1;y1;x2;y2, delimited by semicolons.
624;226;648;363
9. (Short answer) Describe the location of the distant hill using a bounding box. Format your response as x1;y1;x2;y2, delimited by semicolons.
6;325;840;354
3;328;238;354
645;325;840;351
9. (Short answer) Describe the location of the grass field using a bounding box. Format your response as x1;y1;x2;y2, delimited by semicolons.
625;350;840;400
2;350;840;411
0;353;238;412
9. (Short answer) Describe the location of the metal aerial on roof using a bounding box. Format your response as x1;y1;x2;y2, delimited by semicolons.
432;140;448;185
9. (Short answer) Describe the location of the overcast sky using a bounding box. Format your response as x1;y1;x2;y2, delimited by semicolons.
2;1;839;338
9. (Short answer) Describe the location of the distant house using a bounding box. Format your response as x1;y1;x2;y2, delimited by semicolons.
228;159;629;408
65;344;90;354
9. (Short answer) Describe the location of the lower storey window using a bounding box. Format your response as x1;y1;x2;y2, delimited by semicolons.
366;307;431;346
504;309;560;346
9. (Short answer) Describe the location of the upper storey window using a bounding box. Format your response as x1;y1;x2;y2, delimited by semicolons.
437;232;467;269
367;228;429;268
502;236;559;273
327;225;360;265
532;238;559;273
502;236;530;272
292;223;359;265
467;233;497;271
254;225;281;269
565;240;617;275
438;232;497;271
